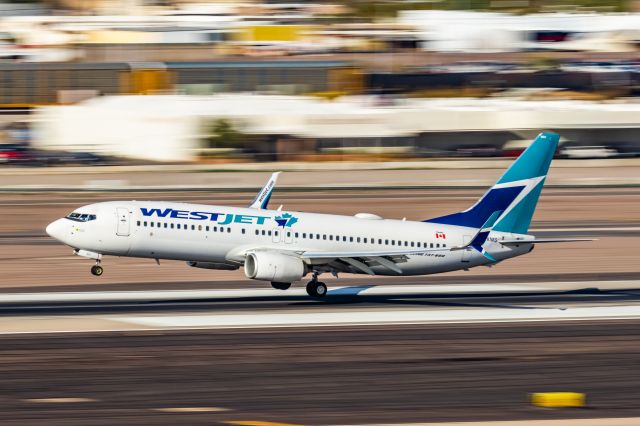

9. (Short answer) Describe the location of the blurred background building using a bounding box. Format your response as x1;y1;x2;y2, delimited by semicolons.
1;0;640;163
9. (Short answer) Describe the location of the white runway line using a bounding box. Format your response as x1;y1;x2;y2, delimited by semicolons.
2;280;638;304
0;283;558;304
118;305;640;330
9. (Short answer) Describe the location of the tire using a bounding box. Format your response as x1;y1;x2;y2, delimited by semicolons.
271;282;291;290
306;281;316;296
315;282;327;297
306;281;327;298
91;265;103;276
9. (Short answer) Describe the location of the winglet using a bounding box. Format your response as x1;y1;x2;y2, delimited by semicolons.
249;172;281;210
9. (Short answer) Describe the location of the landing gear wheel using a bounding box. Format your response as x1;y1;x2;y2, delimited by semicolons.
306;281;327;298
271;282;291;290
91;265;103;276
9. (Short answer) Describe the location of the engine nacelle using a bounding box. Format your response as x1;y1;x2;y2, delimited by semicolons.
186;261;239;271
244;251;306;283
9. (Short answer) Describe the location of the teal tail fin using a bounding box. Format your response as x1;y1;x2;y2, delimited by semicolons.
425;132;559;234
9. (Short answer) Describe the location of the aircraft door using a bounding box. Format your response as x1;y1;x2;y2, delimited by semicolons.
116;208;131;236
284;230;293;244
461;235;472;262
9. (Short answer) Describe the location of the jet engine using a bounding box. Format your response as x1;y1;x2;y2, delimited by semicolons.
186;261;239;271
244;251;306;283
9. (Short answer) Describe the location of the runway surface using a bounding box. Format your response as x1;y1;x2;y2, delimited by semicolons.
1;321;640;425
0;279;638;425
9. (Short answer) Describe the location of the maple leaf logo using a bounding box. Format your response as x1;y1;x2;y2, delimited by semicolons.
274;213;298;228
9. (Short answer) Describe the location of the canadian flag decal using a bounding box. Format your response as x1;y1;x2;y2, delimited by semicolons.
435;232;446;239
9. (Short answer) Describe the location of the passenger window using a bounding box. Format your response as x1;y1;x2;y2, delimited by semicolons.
150;222;154;228
268;231;272;236
295;232;299;238
287;232;291;237
206;226;210;231
364;238;367;243
411;242;415;247
262;230;266;236
378;239;382;244
227;228;231;233
242;228;246;234
342;236;347;242
430;243;434;248
323;235;326;240
404;241;408;247
329;235;333;241
309;234;313;239
136;220;140;226
316;234;320;239
391;240;395;245
176;224;180;229
357;237;361;243
436;243;440;248
171;223;174;229
349;237;353;242
385;239;388;245
198;225;202;231
303;233;307;238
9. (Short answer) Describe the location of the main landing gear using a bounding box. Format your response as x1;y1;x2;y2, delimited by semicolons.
306;272;327;298
90;262;103;276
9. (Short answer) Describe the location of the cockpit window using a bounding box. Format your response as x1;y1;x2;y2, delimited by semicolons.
66;212;97;222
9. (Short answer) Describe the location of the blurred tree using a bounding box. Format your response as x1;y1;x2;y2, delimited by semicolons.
206;119;243;149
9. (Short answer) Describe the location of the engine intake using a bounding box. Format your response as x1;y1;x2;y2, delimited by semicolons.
244;251;306;283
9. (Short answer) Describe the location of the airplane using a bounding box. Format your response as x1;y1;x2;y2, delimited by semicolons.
46;132;592;298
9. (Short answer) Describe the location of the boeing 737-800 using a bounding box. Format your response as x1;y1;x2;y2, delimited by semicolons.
46;132;591;297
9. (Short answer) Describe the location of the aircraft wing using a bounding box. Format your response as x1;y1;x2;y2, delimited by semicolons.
298;247;450;275
249;171;281;210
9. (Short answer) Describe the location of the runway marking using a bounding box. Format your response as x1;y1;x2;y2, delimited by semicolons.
343;418;640;426
152;407;230;413
23;397;97;403
1;281;619;304
118;305;640;330
225;421;303;426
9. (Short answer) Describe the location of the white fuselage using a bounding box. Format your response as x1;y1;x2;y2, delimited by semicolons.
46;200;533;279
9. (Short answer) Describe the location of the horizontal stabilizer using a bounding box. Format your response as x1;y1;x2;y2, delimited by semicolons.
500;238;597;245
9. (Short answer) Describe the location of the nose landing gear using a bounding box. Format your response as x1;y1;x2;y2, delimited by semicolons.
306;271;327;298
90;262;103;276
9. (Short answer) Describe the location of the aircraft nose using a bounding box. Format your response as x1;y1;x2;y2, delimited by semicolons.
46;219;65;241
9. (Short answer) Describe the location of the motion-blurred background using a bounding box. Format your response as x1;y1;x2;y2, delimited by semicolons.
2;0;640;164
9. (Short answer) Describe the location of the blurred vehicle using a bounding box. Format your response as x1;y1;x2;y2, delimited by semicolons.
453;144;502;157
30;150;110;166
558;144;619;159
0;143;31;164
0;144;110;166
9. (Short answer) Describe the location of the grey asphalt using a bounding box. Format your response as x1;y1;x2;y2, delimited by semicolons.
0;276;639;315
0;321;639;425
